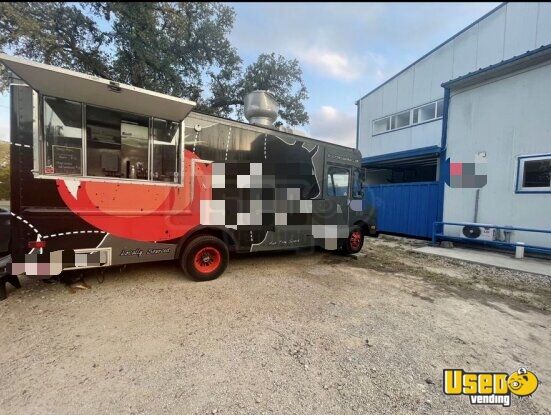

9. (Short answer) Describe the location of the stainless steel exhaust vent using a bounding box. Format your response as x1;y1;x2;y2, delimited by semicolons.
243;90;279;126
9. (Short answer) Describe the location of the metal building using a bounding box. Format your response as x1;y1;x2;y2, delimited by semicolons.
356;2;551;251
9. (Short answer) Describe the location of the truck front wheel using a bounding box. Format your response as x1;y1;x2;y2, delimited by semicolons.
341;226;364;254
181;235;229;281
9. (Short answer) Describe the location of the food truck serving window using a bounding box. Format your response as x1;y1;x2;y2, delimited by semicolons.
86;105;150;180
43;97;83;176
152;119;181;183
41;96;182;184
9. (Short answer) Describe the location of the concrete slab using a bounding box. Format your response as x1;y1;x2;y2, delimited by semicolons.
415;246;551;277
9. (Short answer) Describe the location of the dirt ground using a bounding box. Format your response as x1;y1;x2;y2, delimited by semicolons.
1;236;550;414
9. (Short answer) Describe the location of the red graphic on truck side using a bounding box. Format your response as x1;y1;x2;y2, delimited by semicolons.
56;150;212;242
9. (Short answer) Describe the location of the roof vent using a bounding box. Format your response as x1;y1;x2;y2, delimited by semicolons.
244;90;278;126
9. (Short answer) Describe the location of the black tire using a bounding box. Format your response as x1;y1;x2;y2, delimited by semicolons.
180;235;229;281
341;226;365;254
0;280;6;301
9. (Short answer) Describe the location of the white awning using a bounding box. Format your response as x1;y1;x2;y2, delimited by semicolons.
0;53;196;121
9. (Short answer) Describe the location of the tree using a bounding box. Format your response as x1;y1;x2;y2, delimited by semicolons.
0;2;308;126
0;2;109;76
211;53;309;126
0;2;110;91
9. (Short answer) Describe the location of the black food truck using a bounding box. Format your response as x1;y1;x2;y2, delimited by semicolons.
0;54;376;298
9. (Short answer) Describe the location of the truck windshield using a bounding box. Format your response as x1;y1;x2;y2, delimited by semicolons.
327;166;349;197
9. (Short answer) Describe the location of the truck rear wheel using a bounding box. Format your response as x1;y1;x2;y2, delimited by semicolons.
341;227;364;254
181;235;229;281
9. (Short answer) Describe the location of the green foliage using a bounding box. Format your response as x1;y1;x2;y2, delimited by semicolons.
0;2;110;76
242;54;309;126
210;53;309;126
91;2;239;103
0;2;309;126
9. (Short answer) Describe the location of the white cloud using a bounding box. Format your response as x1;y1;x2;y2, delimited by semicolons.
230;3;390;83
295;47;388;82
230;3;499;85
309;105;356;148
299;49;356;81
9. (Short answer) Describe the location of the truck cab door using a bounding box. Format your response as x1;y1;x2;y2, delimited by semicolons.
325;165;351;225
348;167;365;223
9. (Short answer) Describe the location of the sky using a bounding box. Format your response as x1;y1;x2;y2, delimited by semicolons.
0;2;500;146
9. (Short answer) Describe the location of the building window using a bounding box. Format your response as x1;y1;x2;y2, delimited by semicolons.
417;102;436;123
327;166;350;197
517;155;551;192
372;98;444;136
436;99;444;118
41;95;181;184
391;110;410;129
43;97;83;175
373;117;390;134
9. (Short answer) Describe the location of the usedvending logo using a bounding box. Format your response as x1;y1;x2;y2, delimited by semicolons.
443;368;539;407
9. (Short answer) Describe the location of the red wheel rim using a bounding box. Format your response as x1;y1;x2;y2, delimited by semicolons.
193;247;221;273
349;231;362;250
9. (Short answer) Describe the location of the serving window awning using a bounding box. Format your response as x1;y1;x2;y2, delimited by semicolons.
0;53;196;121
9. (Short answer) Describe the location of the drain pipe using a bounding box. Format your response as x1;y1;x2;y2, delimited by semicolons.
473;189;480;223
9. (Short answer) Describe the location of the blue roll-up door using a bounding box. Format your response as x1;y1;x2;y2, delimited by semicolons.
363;181;439;238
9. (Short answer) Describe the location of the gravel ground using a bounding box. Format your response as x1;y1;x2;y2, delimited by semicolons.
1;236;550;414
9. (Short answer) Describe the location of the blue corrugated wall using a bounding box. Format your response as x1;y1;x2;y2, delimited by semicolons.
363;182;439;238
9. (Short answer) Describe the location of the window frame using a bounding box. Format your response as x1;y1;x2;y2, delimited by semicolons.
351;167;364;200
41;96;85;177
151;117;182;183
372;98;444;137
391;110;411;130
373;116;390;135
37;94;184;187
416;102;437;123
85;103;151;181
516;154;551;193
436;99;444;118
326;165;351;198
